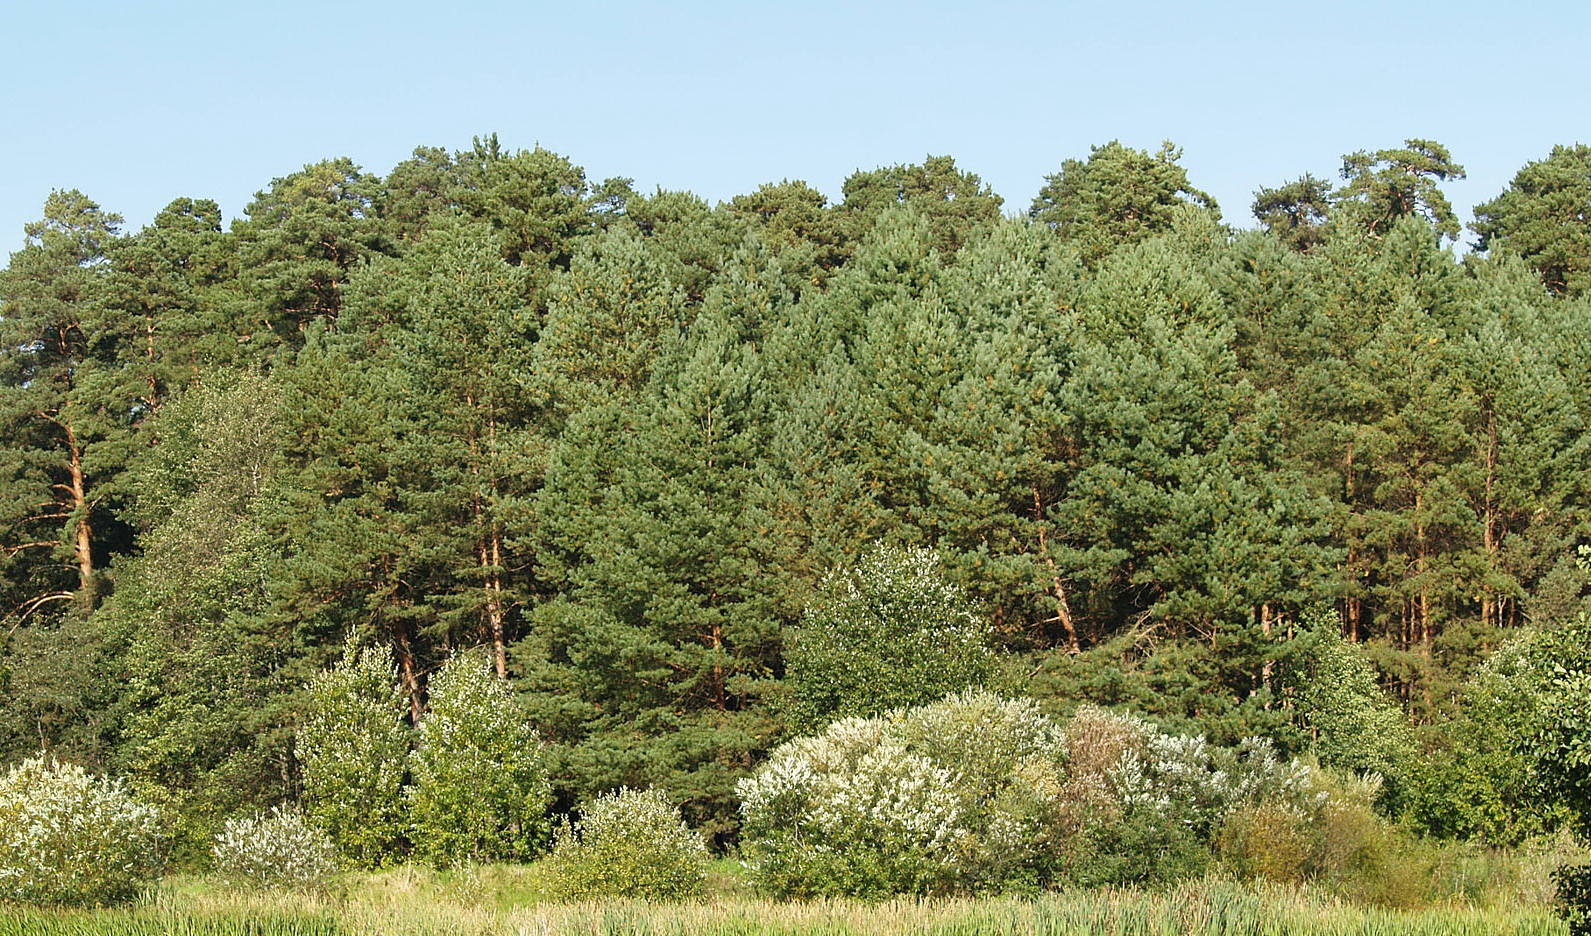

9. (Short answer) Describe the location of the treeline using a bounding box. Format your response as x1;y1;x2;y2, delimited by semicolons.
2;135;1590;853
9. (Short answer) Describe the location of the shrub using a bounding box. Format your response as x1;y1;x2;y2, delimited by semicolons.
781;545;993;731
738;691;1066;896
212;804;337;889
1293;611;1416;803
408;651;551;867
1555;862;1591;936
740;692;1328;896
0;755;162;906
297;635;411;868
1215;802;1311;883
545;787;709;900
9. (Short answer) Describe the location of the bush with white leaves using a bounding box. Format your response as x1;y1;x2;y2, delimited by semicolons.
739;691;1330;895
212;804;337;889
0;755;162;906
738;691;1067;896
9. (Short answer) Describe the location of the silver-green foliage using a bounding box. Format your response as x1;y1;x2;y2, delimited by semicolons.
546;787;709;900
782;545;993;731
408;651;551;866
739;692;1326;896
738;691;1066;896
211;805;337;890
296;636;410;868
0;756;162;906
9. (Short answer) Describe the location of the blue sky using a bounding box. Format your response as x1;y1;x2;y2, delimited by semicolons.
2;1;1585;249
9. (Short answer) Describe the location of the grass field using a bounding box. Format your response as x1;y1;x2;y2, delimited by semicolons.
0;865;1570;936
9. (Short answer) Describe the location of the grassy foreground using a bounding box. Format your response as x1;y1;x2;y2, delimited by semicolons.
0;865;1570;936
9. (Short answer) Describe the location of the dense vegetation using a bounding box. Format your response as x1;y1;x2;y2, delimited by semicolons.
1;135;1590;914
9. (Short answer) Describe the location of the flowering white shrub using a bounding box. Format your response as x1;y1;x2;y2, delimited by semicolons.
408;650;551;866
738;690;1066;896
740;693;1329;895
212;804;337;889
1113;733;1321;834
297;635;410;868
0;755;162;906
546;787;709;899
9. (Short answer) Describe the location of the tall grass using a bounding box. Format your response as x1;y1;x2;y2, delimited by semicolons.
0;876;1567;936
510;883;1566;936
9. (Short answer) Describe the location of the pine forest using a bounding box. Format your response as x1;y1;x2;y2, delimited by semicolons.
1;135;1590;933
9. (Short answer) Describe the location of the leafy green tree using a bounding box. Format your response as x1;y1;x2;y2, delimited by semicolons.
1412;548;1591;842
340;218;542;677
1525;570;1591;836
727;179;851;283
1030;140;1219;264
0;193;142;761
782;545;993;731
1452;261;1590;638
297;635;410;868
916;219;1082;649
98;375;307;861
104;198;239;411
1292;609;1415;799
1061;235;1333;634
409;650;550;866
1336;139;1465;242
1472;143;1591;296
753;207;948;596
621;188;749;302
532;225;690;419
454;135;596;271
1284;217;1480;710
381;145;463;245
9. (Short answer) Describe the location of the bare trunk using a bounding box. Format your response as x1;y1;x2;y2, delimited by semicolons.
1344;441;1360;642
1481;410;1500;630
1259;603;1274;701
393;623;424;723
485;530;507;679
1033;486;1080;652
144;314;160;413
64;422;94;602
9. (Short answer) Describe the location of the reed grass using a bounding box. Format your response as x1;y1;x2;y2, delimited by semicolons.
0;871;1568;936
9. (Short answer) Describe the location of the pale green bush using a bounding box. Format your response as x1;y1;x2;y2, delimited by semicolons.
408;650;551;866
740;692;1330;895
212;804;337;889
0;755;162;906
297;635;411;868
782;545;993;730
738;691;1067;896
546;787;709;899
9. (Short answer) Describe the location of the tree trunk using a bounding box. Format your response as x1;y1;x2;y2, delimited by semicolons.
64;421;94;603
1033;486;1080;653
1481;408;1500;630
484;529;507;679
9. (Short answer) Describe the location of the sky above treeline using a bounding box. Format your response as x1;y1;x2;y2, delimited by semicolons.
2;0;1585;250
